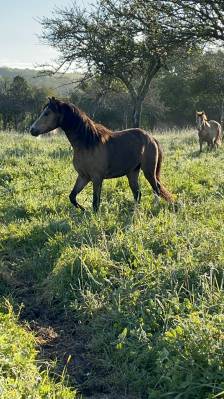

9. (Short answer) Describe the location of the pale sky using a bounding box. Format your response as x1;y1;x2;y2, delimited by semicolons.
0;0;92;69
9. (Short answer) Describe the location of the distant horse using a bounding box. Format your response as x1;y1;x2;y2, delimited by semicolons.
30;97;173;212
196;111;222;152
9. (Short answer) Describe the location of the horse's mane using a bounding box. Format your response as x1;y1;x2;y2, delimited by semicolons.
197;111;208;121
51;99;112;148
73;104;112;146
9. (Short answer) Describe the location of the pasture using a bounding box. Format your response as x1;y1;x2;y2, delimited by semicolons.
0;130;224;399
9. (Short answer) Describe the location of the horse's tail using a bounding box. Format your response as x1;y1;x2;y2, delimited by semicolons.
214;124;222;146
154;138;174;203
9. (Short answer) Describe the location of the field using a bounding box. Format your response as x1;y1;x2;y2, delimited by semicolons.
0;130;224;399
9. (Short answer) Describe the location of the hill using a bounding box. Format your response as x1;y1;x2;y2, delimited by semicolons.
0;66;82;96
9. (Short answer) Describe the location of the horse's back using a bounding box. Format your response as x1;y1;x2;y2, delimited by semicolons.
209;120;221;129
112;127;151;140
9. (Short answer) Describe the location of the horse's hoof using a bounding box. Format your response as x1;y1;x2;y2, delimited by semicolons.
76;203;85;212
71;200;85;211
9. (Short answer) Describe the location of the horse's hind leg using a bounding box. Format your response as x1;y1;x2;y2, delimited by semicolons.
144;171;161;197
141;143;160;197
69;175;89;211
127;169;141;203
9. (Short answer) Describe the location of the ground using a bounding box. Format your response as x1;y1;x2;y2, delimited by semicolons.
0;130;224;399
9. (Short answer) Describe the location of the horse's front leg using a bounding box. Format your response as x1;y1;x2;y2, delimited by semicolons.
92;178;103;212
69;175;89;211
199;138;203;153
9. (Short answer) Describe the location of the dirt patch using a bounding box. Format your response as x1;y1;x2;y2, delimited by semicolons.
22;311;91;388
7;277;132;398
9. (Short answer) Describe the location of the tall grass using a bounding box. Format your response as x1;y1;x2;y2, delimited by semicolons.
0;130;224;398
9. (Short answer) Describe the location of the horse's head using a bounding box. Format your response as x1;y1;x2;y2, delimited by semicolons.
196;111;207;130
30;97;62;136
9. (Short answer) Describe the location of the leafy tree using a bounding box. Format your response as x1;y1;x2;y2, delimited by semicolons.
0;78;12;130
152;0;224;43
159;50;224;126
0;76;49;131
40;0;199;127
9;76;33;130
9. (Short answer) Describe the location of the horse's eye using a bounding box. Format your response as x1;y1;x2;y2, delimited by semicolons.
44;111;49;117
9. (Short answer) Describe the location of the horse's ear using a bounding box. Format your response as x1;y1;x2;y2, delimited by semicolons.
48;96;57;103
48;96;60;112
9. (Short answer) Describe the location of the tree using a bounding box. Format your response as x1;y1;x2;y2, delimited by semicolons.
152;1;224;43
40;0;199;127
9;76;33;130
0;78;12;130
0;76;49;131
158;50;224;126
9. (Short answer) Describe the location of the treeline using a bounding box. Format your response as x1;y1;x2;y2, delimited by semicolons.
0;50;224;131
0;76;50;131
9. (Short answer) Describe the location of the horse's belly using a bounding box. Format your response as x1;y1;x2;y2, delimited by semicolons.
104;135;144;178
105;150;141;178
105;170;131;179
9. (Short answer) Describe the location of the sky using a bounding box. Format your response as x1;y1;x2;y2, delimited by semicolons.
0;0;92;69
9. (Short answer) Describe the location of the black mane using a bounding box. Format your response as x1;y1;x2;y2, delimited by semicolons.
52;100;112;148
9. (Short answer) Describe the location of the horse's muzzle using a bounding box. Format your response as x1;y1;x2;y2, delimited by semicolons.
30;127;40;136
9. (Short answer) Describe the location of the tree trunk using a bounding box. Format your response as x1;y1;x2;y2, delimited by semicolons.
132;99;143;128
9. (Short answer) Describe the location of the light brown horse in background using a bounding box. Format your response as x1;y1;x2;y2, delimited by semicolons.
30;97;173;212
196;111;222;152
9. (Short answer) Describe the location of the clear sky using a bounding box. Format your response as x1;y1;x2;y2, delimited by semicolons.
0;0;91;69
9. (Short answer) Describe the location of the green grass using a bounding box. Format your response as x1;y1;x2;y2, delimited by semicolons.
0;130;224;399
0;302;76;398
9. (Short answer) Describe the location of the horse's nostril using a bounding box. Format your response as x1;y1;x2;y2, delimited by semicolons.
30;127;39;136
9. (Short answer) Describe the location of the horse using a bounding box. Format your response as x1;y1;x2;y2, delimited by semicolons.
30;97;173;212
196;111;222;152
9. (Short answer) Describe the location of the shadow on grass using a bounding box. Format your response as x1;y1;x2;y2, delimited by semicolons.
0;204;30;224
0;216;93;393
0;198;176;398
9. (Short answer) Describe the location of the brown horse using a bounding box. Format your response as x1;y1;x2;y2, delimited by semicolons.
30;97;173;212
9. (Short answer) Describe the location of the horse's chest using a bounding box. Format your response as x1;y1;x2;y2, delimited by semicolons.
199;128;211;141
73;156;85;175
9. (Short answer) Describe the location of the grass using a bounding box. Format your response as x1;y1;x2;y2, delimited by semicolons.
0;129;224;399
0;302;76;398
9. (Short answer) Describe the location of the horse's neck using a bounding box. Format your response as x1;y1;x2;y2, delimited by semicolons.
63;127;78;148
203;119;210;129
60;111;83;148
199;118;209;131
